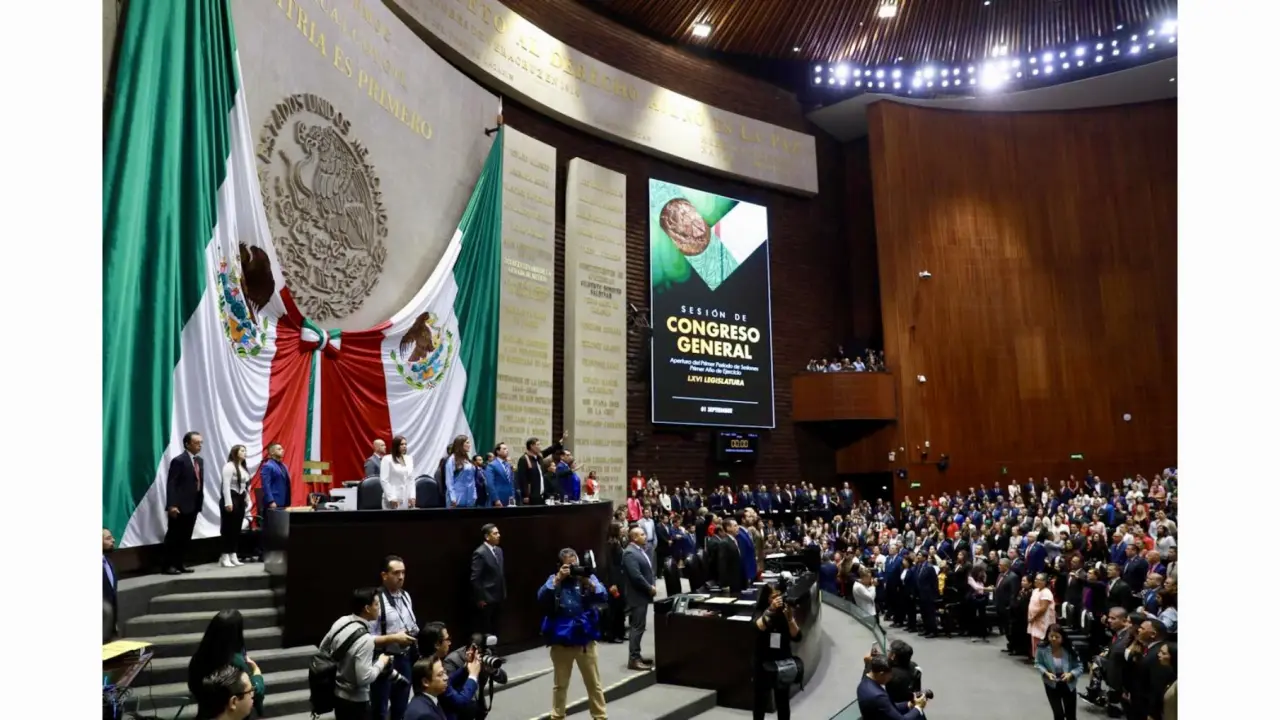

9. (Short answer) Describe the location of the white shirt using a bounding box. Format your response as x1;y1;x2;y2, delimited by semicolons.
852;582;877;615
221;461;250;502
379;455;415;508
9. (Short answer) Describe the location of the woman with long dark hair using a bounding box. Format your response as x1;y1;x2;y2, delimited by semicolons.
1034;624;1083;720
219;446;251;567
602;521;627;643
379;435;415;510
444;435;477;507
752;583;803;719
188;610;266;716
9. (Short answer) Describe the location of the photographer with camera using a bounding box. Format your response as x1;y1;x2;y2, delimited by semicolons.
370;556;421;720
857;655;929;720
416;622;483;717
862;640;921;705
537;548;609;720
442;634;508;720
318;588;395;720
752;581;804;720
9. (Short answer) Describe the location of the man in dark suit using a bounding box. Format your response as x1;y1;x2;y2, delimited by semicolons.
1101;607;1134;708
621;525;655;670
1121;544;1149;591
1105;563;1136;611
470;524;506;636
839;482;855;510
857;656;927;720
163;431;205;575
364;438;386;478
103;528;119;642
1125;618;1172;720
708;520;745;593
514;433;564;505
992;558;1019;652
915;553;940;637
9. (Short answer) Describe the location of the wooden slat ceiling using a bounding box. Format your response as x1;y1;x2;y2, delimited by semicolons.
588;0;1179;65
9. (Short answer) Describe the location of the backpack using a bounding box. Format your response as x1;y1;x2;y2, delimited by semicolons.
308;619;368;715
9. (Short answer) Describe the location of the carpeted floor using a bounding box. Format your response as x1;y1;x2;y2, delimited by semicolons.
825;623;1111;720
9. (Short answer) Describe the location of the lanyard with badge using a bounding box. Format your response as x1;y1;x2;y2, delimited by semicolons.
382;591;418;653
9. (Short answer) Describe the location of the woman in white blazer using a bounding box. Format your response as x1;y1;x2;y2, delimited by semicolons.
219;445;251;567
380;435;415;509
852;567;879;618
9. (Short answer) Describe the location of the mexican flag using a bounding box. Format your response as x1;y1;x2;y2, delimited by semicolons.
103;0;505;545
104;0;287;547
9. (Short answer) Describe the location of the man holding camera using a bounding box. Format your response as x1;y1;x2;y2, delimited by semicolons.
443;633;508;720
537;548;609;720
417;622;483;718
857;655;929;719
370;556;421;720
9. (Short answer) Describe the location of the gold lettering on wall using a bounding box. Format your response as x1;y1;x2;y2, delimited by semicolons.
563;159;628;502
495;128;557;445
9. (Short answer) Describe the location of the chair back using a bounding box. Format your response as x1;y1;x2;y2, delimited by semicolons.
357;477;383;510
415;475;440;508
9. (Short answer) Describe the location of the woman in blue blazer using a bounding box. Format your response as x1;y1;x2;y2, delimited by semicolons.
1034;623;1084;720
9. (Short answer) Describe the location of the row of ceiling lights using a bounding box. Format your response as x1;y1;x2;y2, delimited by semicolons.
810;18;1176;95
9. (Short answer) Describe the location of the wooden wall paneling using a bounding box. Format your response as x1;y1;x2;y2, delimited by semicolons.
791;372;897;421
866;100;1177;495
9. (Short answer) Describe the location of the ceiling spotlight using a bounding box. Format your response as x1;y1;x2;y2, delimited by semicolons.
942;80;950;87
1131;34;1138;41
897;56;904;61
1042;52;1053;63
876;69;885;78
1147;29;1155;36
984;0;990;5
1168;36;1176;43
894;81;901;89
828;77;835;84
1096;43;1104;51
1095;55;1103;63
942;68;949;77
814;65;823;72
854;69;862;77
892;69;902;78
855;80;862;87
1015;71;1022;78
912;77;922;88
926;81;934;87
1075;47;1085;57
1030;57;1037;64
1169;77;1175;82
1130;45;1140;54
924;66;935;79
1012;59;1020;68
691;22;712;38
1077;60;1084;67
878;0;899;19
1062;62;1069;69
839;78;847;85
968;66;975;73
1032;68;1039;75
1116;24;1124;30
1059;51;1067;58
968;78;975;85
1044;65;1053;74
1161;20;1178;35
878;81;885;88
836;64;850;78
1112;48;1120;56
1148;42;1156;49
793;46;801;52
953;67;960;75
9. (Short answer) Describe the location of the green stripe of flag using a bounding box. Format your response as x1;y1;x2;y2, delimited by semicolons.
453;127;505;455
102;0;241;539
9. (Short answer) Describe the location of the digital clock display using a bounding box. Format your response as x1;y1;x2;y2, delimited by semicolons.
714;431;759;462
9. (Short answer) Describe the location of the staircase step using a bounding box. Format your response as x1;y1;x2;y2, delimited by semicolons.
149;588;283;614
142;645;317;686
133;627;283;660
144;571;275;595
568;683;716;720
126;607;282;637
134;687;318;720
129;668;309;712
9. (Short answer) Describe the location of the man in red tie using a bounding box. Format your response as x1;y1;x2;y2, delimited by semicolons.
163;431;206;575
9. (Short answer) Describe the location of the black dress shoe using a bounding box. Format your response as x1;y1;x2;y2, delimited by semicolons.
162;568;182;575
179;566;195;574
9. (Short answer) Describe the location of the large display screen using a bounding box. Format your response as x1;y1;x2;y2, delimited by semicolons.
649;179;775;428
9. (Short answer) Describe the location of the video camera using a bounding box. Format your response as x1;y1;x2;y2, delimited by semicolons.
776;572;802;608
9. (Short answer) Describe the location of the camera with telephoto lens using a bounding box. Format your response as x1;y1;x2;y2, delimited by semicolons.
775;573;801;608
568;564;591;579
472;634;506;672
381;662;410;687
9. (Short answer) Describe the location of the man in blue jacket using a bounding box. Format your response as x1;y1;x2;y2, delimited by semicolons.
538;549;608;720
405;653;479;720
259;442;291;510
483;443;516;507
